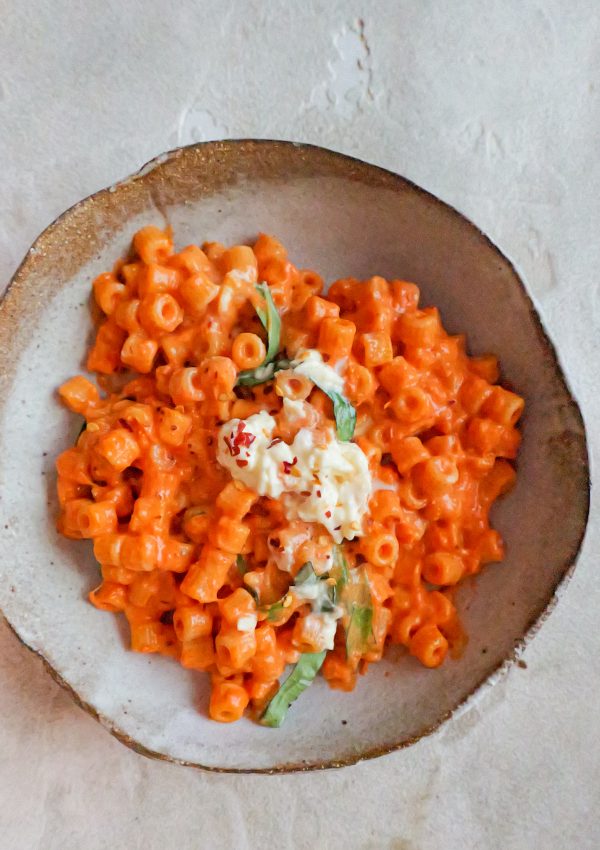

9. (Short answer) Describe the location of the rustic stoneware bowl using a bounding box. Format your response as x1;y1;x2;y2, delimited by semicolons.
0;141;589;772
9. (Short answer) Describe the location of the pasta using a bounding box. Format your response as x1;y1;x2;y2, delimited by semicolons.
55;226;524;725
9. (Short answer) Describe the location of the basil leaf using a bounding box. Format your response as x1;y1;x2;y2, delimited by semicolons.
306;380;356;441
235;283;282;386
320;589;337;613
236;361;278;387
260;561;317;621
260;651;326;727
328;390;357;441
294;561;316;586
329;549;374;658
253;287;268;328
265;599;286;622
255;282;281;364
343;567;374;658
244;584;260;603
238;556;260;601
259;591;287;623
330;545;349;596
294;561;336;613
346;603;373;658
236;357;291;388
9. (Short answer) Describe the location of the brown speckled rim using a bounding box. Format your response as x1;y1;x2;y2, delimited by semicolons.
0;140;591;774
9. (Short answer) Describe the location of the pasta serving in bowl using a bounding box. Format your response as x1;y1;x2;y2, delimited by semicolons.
0;141;588;770
56;226;524;727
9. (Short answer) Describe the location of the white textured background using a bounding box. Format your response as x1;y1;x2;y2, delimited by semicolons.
1;1;599;848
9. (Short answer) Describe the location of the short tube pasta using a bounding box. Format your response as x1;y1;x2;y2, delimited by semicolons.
231;333;266;370
409;624;448;668
55;226;523;725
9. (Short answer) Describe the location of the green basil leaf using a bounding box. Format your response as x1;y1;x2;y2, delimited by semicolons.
265;599;286;622
331;545;349;596
238;556;260;601
346;603;374;658
330;545;373;652
235;282;282;387
236;360;278;387
328;390;356;441
320;589;337;613
256;282;281;364
295;561;335;613
76;419;87;440
259;592;286;622
260;561;317;621
343;567;374;658
236;357;291;387
305;379;356;441
294;561;316;586
260;651;327;727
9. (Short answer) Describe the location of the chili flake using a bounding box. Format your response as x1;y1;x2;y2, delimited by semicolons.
282;456;298;475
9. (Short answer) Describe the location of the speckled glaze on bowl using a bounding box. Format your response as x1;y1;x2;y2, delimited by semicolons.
0;141;589;773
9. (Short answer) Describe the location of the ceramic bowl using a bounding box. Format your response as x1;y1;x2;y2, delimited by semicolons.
0;141;589;772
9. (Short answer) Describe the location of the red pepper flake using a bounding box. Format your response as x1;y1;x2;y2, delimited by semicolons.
282;456;298;475
226;422;256;457
224;434;238;456
300;490;311;497
236;459;248;468
234;421;256;449
325;510;332;518
316;489;322;498
268;437;283;449
334;525;342;531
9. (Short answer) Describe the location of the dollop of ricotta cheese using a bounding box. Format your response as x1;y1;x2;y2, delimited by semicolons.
216;411;372;543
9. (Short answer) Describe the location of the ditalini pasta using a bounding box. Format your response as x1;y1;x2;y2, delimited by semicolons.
55;227;524;725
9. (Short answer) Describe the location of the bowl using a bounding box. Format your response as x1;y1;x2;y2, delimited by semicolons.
0;140;589;772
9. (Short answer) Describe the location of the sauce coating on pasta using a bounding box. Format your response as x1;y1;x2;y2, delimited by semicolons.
55;228;523;724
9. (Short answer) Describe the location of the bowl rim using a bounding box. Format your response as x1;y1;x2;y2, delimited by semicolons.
0;138;591;774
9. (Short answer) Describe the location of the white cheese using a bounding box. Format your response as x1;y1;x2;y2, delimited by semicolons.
217;284;233;313
292;577;333;607
268;526;311;573
237;614;258;632
291;580;320;603
293;349;345;395
282;397;306;423
333;356;348;375
227;267;256;285
250;362;276;382
292;579;341;651
354;413;373;437
298;612;339;651
372;478;399;492
219;268;257;313
216;411;372;543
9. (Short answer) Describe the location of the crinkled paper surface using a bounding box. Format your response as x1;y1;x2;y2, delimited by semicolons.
0;1;598;847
